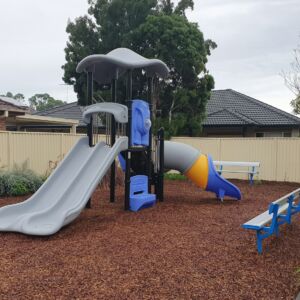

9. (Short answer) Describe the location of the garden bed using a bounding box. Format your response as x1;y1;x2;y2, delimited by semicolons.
0;180;299;299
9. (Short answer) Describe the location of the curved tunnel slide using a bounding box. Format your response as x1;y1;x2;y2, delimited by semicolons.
164;141;241;200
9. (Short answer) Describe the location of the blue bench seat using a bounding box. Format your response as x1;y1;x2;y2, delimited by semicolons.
242;188;300;254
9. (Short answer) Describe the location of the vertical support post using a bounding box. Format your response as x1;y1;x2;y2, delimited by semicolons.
158;127;164;201
147;77;153;192
86;71;93;209
124;70;132;210
250;166;255;185
110;79;117;203
87;71;94;147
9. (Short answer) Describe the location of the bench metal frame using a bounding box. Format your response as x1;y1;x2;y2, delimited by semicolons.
214;161;260;185
243;188;300;254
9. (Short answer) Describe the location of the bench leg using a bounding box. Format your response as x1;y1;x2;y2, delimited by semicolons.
250;167;255;185
274;224;280;237
256;231;263;254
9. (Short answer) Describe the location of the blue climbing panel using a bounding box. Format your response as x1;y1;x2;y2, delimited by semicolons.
130;175;156;212
131;100;151;146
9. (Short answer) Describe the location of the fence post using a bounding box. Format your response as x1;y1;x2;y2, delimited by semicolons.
60;133;64;160
7;131;12;170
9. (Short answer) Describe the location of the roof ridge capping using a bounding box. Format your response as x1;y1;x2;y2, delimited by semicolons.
34;101;78;115
208;107;253;123
228;89;300;124
76;48;170;84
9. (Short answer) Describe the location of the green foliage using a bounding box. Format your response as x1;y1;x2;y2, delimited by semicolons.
63;0;216;137
28;93;66;111
164;172;186;180
291;95;300;115
282;42;300;115
0;167;44;197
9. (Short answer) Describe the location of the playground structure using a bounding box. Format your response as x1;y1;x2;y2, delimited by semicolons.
0;48;241;236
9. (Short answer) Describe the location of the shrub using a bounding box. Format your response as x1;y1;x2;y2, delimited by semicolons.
164;173;186;181
0;168;44;197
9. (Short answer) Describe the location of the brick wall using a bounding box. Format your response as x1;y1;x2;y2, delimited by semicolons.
0;118;6;131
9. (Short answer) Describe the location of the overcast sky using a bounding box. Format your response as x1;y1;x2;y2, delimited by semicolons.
0;0;299;113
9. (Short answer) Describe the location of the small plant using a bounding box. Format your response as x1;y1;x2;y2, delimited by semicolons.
254;179;263;185
164;173;186;181
99;167;124;190
45;154;65;177
0;164;44;197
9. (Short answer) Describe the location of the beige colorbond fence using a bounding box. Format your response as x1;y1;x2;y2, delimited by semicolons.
0;131;109;176
172;137;300;183
0;131;300;182
0;131;85;175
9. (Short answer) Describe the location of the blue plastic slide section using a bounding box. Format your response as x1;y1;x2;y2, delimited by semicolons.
118;153;126;171
131;100;151;146
130;175;156;212
206;155;241;200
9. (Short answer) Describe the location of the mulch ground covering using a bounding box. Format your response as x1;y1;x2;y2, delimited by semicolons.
0;180;299;299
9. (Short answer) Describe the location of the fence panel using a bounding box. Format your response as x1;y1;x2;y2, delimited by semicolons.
0;131;299;182
276;138;300;182
171;137;300;183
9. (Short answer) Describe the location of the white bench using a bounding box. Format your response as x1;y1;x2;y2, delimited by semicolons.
243;188;300;253
213;161;260;184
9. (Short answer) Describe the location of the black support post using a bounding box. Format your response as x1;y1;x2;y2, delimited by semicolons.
87;71;94;147
124;70;132;210
147;77;153;192
110;79;117;203
158;127;164;201
86;71;94;209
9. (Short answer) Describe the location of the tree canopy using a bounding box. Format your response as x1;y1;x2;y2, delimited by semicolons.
62;0;216;136
282;41;300;115
28;94;66;111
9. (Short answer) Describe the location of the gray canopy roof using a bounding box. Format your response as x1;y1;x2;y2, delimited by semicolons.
76;48;169;84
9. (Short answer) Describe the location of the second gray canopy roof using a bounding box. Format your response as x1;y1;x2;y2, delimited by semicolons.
76;48;169;84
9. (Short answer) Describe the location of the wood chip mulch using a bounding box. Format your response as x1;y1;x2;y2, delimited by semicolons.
0;180;299;300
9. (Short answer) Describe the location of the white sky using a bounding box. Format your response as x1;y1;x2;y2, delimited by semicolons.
0;0;299;113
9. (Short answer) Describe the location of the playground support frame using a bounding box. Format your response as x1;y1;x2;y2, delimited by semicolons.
86;71;94;208
124;70;133;210
147;77;153;193
158;127;164;201
110;79;117;203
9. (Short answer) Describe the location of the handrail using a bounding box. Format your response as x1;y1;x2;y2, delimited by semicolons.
83;102;128;124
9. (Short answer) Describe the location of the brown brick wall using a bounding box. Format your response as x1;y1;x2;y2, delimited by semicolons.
0;117;6;131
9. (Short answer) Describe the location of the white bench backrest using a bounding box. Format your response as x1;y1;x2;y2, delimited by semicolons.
273;188;300;206
213;161;260;167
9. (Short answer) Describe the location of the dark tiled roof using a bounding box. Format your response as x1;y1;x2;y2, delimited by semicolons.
34;102;86;126
204;89;300;126
34;89;300;128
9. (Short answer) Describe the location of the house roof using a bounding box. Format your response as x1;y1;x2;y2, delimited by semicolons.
204;89;300;127
34;102;86;126
0;96;29;110
34;89;300;128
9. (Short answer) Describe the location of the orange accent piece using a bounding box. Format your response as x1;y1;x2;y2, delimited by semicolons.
185;154;209;189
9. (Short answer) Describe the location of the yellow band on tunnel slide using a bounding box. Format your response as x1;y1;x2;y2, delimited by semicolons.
185;154;209;189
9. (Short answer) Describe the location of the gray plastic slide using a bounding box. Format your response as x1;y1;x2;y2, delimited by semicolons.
0;136;128;236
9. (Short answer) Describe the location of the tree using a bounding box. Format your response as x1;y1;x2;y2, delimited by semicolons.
28;94;66;111
0;92;26;104
63;0;216;136
282;42;300;114
129;13;216;136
